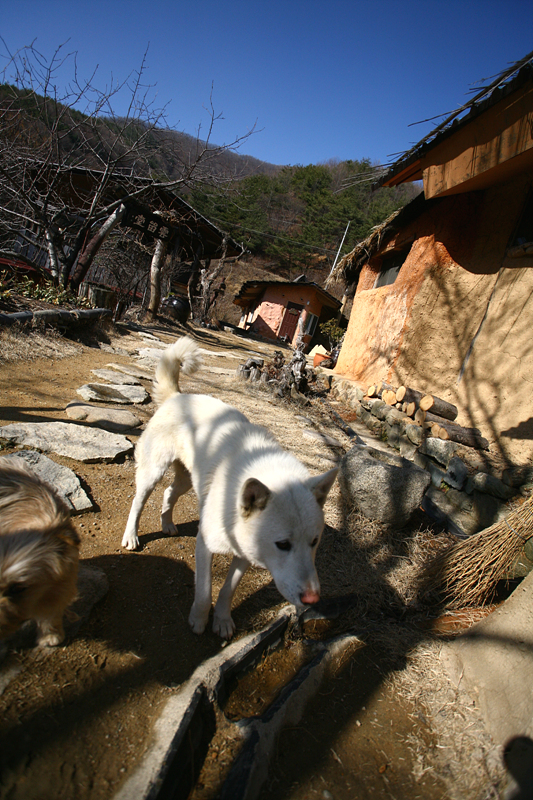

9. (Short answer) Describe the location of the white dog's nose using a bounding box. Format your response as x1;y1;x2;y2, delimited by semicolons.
300;589;320;605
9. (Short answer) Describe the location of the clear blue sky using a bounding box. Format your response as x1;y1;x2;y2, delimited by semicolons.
2;0;531;168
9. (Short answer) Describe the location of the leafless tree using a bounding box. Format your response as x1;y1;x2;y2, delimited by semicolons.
0;39;252;310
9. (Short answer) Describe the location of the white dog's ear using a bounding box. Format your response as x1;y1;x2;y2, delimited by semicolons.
241;478;271;516
308;467;338;508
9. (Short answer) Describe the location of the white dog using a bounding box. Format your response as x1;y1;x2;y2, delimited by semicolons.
122;337;337;638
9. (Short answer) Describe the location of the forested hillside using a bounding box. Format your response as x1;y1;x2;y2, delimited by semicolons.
191;161;419;281
1;77;419;303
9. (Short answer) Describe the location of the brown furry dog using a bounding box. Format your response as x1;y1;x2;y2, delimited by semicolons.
0;458;80;647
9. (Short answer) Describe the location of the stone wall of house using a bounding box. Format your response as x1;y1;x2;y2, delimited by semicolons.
335;173;533;464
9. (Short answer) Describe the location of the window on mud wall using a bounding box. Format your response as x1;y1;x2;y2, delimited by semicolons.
373;246;411;288
304;312;319;337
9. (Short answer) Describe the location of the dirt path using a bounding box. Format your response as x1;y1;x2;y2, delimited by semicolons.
0;320;503;799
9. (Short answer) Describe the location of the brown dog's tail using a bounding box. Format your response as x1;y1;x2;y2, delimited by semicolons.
153;336;203;406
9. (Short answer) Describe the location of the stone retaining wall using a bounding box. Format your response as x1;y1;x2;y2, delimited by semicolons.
318;368;533;568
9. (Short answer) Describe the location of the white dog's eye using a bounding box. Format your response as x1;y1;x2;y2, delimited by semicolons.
311;537;319;547
275;540;292;551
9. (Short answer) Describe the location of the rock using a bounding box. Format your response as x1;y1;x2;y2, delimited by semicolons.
137;347;166;361
134;331;163;343
136;358;161;370
420;489;468;538
202;365;235;376
338;444;431;527
502;465;533;488
65;401;143;433
106;362;154;380
367;399;389;420
385;422;403;450
399;438;418;461
91;368;141;385
0;421;133;462
466;472;516;500
422;484;508;536
426;460;448;489
0;452;93;513
76;383;149;404
200;350;240;362
419;438;457;467
443;456;469;490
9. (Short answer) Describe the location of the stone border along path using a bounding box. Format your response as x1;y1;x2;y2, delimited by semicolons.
0;307;113;327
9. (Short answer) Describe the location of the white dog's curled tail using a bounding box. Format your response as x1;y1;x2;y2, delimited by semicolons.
153;336;202;405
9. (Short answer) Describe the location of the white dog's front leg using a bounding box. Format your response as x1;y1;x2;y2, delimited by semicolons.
122;488;151;550
213;556;249;639
188;534;213;635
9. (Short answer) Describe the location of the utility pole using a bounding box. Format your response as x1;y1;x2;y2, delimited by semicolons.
326;221;351;286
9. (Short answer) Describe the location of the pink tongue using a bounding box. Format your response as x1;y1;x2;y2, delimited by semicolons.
300;590;320;605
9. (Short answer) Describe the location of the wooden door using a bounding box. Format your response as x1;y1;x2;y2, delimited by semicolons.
278;303;303;342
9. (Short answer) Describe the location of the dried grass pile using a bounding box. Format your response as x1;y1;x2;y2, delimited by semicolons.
420;495;533;608
0;326;79;363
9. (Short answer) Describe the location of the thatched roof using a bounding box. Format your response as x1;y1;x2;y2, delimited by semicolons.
376;52;533;190
326;192;436;287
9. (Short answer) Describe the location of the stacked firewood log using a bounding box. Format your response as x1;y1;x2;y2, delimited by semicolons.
365;381;489;451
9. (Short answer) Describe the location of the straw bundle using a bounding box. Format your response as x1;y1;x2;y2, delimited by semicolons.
420;495;533;608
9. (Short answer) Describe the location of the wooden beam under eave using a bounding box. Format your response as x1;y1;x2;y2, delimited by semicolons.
381;159;423;187
421;83;533;199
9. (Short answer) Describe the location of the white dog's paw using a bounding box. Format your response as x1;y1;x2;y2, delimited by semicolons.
212;613;235;640
122;531;140;550
188;605;209;635
161;518;178;535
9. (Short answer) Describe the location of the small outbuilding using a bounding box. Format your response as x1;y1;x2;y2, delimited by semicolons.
233;275;341;350
330;53;533;463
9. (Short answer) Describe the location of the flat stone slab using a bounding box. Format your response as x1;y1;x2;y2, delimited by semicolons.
135;358;162;371
106;363;154;380
77;383;149;404
134;331;164;343
202;365;235;376
137;347;167;361
66;402;143;433
91;369;141;385
0;451;93;513
0;421;133;462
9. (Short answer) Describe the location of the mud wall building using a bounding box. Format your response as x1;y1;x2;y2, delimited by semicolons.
332;58;533;464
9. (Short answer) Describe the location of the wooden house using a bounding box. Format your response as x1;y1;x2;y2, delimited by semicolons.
330;53;533;463
233;275;341;350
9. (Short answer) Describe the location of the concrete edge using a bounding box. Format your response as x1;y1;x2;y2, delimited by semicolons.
112;610;293;800
220;633;363;800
